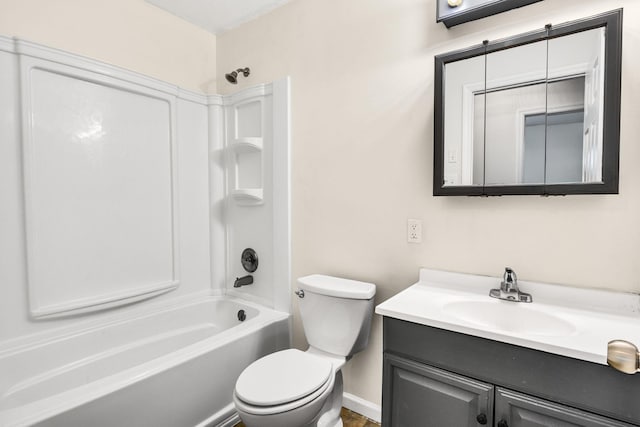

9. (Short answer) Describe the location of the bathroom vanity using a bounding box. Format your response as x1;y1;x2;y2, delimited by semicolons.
376;269;640;426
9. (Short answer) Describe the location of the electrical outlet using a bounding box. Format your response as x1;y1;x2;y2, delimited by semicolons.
407;219;422;243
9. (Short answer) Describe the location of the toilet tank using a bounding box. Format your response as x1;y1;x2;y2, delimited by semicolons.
296;275;376;357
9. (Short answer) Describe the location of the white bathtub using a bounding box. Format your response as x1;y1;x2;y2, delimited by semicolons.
0;296;290;427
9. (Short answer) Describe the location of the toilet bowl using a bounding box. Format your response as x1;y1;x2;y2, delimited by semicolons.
234;349;341;427
233;275;376;427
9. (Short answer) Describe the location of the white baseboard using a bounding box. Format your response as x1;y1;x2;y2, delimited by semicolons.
342;392;381;423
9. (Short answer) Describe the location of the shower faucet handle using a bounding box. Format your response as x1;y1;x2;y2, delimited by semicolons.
241;248;258;273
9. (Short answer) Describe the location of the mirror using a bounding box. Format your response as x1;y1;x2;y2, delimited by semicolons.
434;10;622;196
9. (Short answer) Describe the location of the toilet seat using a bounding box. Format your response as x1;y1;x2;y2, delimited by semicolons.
234;349;335;416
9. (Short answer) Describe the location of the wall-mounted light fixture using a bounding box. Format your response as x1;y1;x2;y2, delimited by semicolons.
225;67;251;84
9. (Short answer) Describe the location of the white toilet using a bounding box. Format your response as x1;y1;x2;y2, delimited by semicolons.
233;274;376;427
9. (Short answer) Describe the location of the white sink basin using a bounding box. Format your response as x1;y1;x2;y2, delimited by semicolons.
443;301;576;336
375;268;640;365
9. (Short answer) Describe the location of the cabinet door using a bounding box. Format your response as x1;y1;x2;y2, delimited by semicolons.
383;354;493;427
495;388;635;427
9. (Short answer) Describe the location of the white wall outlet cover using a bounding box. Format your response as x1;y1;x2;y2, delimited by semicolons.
407;219;422;243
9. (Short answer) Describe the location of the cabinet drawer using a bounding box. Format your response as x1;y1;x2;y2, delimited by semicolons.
495;388;636;427
383;354;493;427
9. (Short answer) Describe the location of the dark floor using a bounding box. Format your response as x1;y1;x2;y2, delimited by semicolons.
234;407;380;427
340;407;380;427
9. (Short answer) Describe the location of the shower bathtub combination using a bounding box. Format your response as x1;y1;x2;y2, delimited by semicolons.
0;35;291;427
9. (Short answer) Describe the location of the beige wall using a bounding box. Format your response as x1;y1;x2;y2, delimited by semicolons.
217;0;640;406
0;0;217;93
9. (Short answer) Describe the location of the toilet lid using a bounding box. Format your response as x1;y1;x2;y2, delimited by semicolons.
235;349;333;406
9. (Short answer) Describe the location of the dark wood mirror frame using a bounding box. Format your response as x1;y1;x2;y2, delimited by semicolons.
433;9;622;196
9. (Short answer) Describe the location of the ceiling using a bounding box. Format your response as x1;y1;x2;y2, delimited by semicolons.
146;0;294;35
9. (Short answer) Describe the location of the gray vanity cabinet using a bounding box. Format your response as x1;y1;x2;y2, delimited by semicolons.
382;317;640;427
385;353;493;427
495;388;631;427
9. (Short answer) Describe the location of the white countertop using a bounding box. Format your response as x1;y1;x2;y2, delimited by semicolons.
375;269;640;365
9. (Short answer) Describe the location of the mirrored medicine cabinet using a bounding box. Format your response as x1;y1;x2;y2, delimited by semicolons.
434;9;622;196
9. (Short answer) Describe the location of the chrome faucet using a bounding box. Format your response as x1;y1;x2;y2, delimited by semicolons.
234;275;254;288
502;268;517;292
489;267;532;303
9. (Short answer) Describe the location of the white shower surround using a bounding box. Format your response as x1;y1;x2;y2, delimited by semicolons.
0;35;291;426
20;47;181;318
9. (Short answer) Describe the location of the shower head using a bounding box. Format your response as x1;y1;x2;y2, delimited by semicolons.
225;67;251;84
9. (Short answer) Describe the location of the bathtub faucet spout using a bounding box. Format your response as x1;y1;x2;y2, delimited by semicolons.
234;275;254;288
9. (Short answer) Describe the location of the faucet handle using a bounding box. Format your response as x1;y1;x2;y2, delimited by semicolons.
504;267;517;283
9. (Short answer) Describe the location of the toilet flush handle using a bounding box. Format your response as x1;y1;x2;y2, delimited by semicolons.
294;289;305;298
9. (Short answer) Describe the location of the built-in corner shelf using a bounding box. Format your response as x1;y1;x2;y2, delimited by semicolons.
226;95;266;207
229;137;264;205
230;137;263;152
231;188;264;206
